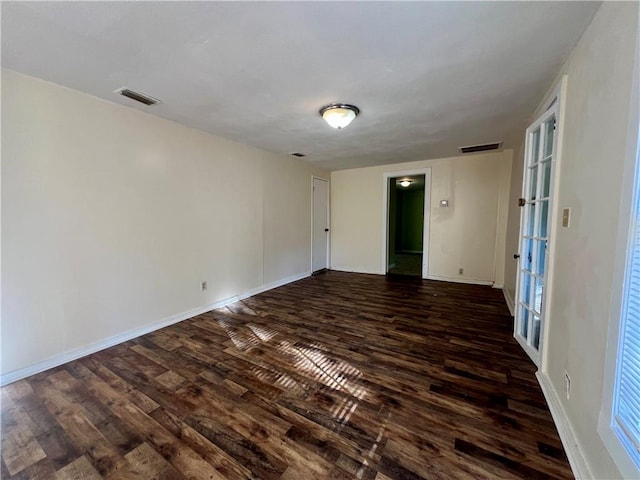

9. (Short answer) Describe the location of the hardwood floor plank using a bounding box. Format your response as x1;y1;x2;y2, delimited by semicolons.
181;412;287;480
9;460;58;480
122;442;184;480
80;358;160;414
148;409;253;480
0;418;47;476
1;272;573;479
4;382;81;472
54;456;102;480
1;389;49;476
79;370;228;480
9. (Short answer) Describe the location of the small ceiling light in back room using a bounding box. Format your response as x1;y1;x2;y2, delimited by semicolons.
319;103;360;129
400;180;412;188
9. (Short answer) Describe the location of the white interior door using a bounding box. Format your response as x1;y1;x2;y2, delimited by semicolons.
312;177;329;272
514;104;558;365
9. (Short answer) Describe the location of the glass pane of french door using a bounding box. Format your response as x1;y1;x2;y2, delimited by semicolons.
515;107;556;364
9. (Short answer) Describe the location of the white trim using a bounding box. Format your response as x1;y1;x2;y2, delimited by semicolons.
381;168;432;278
515;333;539;363
502;287;515;316
330;266;383;276
0;271;310;387
243;271;311;298
536;371;594;480
598;415;639;479
492;283;504;289
329;269;495;287
425;274;492;286
540;75;568;374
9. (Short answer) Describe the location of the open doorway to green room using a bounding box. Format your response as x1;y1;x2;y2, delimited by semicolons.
383;169;431;278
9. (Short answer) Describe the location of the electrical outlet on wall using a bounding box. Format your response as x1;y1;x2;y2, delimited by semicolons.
458;268;464;275
201;281;208;291
565;372;571;399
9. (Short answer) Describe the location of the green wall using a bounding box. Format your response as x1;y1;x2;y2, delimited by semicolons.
397;188;424;252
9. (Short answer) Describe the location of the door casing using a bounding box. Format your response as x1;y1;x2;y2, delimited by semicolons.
381;168;432;278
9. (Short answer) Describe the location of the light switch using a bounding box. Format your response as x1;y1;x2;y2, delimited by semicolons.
562;208;571;227
440;200;449;207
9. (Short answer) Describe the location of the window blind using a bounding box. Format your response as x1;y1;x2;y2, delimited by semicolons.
614;185;640;467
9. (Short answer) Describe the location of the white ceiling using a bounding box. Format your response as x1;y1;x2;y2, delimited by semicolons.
2;1;599;171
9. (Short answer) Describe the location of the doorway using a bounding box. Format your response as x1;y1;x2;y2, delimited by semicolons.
514;103;558;365
383;169;431;278
312;176;329;273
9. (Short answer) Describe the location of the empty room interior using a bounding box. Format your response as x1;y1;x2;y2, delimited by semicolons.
2;2;640;479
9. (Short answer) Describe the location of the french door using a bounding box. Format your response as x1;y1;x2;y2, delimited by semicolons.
514;104;558;365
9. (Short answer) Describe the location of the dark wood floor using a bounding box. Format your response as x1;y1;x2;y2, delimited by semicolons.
1;271;573;479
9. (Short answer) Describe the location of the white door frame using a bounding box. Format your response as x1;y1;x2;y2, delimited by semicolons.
381;168;432;278
539;75;567;373
311;175;330;273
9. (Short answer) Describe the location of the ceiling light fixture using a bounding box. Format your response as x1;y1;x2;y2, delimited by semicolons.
400;180;412;188
319;103;360;129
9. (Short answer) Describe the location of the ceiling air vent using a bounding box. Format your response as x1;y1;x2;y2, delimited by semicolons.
458;142;503;154
290;152;306;157
115;88;160;106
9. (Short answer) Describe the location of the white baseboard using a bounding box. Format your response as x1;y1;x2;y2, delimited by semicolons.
240;271;310;300
330;266;384;275
502;287;515;316
536;371;593;480
425;274;493;286
0;271;310;387
331;269;496;288
492;283;504;289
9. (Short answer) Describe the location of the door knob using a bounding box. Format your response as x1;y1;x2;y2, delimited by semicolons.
513;254;520;259
325;228;329;232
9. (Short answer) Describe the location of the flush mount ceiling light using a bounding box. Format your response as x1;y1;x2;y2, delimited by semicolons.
399;180;412;188
319;103;360;129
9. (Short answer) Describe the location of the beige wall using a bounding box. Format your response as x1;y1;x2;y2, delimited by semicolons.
547;3;637;477
502;3;639;478
331;150;512;285
1;70;328;378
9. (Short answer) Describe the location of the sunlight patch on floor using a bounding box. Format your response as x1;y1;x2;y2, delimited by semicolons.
216;316;369;425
